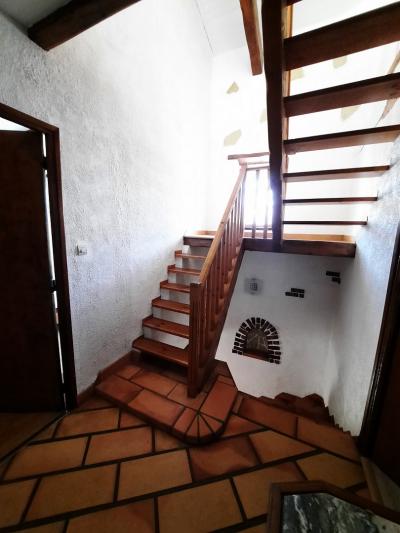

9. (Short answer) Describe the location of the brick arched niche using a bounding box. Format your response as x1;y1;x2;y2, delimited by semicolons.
233;318;281;363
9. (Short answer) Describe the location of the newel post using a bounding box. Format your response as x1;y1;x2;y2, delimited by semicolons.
188;282;203;397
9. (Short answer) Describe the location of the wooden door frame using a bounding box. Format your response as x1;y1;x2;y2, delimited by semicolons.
358;222;400;454
0;101;77;410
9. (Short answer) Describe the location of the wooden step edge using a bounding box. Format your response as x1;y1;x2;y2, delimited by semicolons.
175;251;206;260
284;72;400;116
283;220;367;226
160;280;190;294
132;336;189;367
283;165;390;182
183;235;213;247
168;265;201;275
142;316;189;339
152;297;191;315
283;196;378;205
284;125;400;155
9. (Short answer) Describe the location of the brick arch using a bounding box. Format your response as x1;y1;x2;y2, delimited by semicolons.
232;317;281;363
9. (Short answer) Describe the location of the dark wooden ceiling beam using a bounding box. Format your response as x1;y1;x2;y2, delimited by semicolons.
240;0;263;75
284;2;400;70
285;73;400;117
28;0;142;50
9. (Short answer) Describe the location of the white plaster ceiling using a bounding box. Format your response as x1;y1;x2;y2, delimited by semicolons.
0;0;68;27
195;0;247;56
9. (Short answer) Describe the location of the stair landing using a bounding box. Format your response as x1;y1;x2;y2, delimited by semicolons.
96;357;238;444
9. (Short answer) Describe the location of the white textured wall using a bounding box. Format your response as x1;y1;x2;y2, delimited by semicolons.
216;251;348;399
0;0;212;392
324;138;400;435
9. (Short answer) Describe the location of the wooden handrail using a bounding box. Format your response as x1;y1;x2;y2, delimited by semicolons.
188;165;248;396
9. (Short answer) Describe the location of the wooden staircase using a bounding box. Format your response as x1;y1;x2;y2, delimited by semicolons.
262;1;400;248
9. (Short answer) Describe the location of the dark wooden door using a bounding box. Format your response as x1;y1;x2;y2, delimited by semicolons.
0;130;64;411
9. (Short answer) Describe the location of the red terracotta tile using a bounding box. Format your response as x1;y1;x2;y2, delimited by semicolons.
56;409;119;438
198;415;212;440
238;398;297;436
217;375;236;386
173;408;197;436
167;383;206;410
200;381;237;421
128;390;184;428
249;430;314;463
120;411;147;428
18;522;65;533
297;453;365;488
85;427;152;464
186;415;199;441
76;396;112;411
26;465;116;520
202;414;223;435
189;436;259;481
67;499;154;532
155;429;186;452
5;438;87;479
116;364;142;380
131;370;178;396
232;394;244;414
0;479;36;528
95;375;141;405
297;417;360;461
222;414;262;438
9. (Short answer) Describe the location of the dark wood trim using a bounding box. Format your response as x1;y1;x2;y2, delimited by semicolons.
0;101;77;410
284;2;400;71
359;223;400;455
227;151;269;160
285;72;400;117
283;220;367;226
28;0;142;51
243;238;356;258
240;0;263;75
283;197;377;205
267;481;400;533
284;166;390;182
284;125;400;154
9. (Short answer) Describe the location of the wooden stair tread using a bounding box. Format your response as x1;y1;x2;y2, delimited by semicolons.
132;336;189;367
285;73;400;116
283;220;367;226
284;125;400;154
284;166;390;182
152;297;190;315
168;266;201;276
143;316;189;339
175;252;206;260
284;3;400;70
183;235;213;247
160;280;190;293
283;196;377;205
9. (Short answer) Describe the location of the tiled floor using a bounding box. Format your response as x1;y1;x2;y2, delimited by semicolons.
0;383;369;532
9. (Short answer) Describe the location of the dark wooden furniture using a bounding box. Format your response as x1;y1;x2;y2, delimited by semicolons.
0;102;77;410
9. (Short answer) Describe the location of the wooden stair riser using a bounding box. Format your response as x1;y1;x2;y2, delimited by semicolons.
132;336;189;368
152;307;190;326
142;328;188;349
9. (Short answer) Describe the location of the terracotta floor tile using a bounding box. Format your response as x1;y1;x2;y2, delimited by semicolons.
129;390;184;428
167;383;206;410
237;525;265;532
18;522;65;533
232;394;244;414
202;414;223;434
238;398;297;436
32;421;59;442
297;417;360;461
297;453;365;488
56;409;119;438
0;479;36;528
155;429;185;452
173;408;196;436
249;431;314;464
200;381;237;421
118;449;191;500
131;370;177;396
67;499;154;532
234;462;303;518
120;411;147;428
116;364;142;380
158;480;242;533
76;396;112;411
217;375;236;386
189;436;259;481
223;414;262;438
27;465;116;520
85;427;152;464
5;438;87;479
96;375;142;405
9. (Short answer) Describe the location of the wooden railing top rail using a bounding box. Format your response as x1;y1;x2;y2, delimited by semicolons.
228;151;269;160
198;164;247;284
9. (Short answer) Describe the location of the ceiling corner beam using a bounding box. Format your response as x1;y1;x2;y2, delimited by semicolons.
240;0;263;76
28;0;142;51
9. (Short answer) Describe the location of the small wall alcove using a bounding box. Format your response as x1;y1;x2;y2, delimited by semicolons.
233;317;281;363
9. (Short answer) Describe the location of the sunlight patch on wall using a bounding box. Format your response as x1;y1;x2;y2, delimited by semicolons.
226;81;239;94
333;56;348;69
291;68;304;80
341;105;359;120
259;108;267;123
224;129;242;146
